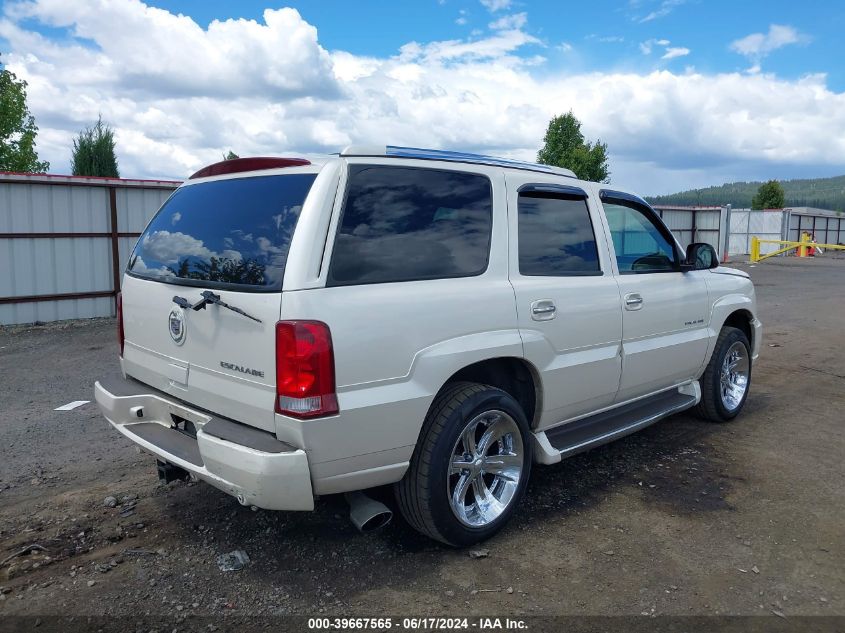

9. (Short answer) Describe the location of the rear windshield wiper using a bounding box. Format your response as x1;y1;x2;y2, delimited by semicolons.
172;291;262;323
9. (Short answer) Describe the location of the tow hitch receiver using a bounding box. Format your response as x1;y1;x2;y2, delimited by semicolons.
157;460;190;484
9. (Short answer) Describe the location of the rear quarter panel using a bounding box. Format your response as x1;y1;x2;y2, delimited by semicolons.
276;160;523;472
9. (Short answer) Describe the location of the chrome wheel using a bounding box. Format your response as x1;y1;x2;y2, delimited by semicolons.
447;410;524;528
719;341;750;411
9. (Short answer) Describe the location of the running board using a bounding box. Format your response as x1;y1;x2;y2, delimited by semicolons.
533;386;699;465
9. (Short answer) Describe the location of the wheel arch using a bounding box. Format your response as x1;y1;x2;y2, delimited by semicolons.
722;308;755;349
703;293;757;369
432;356;542;429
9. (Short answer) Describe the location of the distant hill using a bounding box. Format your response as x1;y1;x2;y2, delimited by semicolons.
646;174;845;211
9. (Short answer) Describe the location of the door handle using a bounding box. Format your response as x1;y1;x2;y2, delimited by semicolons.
530;300;557;321
624;293;644;310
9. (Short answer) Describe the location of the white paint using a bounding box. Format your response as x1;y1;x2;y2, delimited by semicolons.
55;400;90;411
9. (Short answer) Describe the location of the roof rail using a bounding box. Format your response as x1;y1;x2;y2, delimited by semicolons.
340;145;576;178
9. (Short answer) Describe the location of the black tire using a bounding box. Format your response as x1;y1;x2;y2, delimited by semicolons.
395;382;533;547
696;326;752;422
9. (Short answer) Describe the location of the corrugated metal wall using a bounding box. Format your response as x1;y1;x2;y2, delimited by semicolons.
728;209;786;256
653;206;727;254
0;174;178;325
788;213;845;246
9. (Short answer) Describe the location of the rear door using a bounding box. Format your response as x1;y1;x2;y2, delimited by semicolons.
596;190;710;402
121;168;321;432
507;174;623;428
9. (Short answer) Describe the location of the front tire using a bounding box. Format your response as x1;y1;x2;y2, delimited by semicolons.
696;326;752;422
395;382;532;547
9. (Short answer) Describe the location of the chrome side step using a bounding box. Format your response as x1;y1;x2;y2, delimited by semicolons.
533;386;699;465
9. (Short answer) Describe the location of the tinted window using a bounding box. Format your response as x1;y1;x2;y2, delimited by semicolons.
518;193;600;275
127;174;316;290
328;166;493;286
603;201;677;273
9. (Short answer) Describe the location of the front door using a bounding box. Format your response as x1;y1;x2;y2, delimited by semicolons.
597;191;710;402
507;175;623;429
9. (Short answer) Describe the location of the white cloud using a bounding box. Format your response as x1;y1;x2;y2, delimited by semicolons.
479;0;512;11
397;29;540;64
2;1;844;196
639;38;687;60
661;47;690;60
131;256;174;277
730;24;806;72
639;38;670;55
0;3;339;100
488;12;527;31
639;0;687;22
141;230;215;264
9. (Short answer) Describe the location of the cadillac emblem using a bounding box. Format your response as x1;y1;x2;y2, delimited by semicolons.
168;307;186;345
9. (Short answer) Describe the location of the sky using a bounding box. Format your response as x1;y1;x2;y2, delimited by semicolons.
1;0;844;195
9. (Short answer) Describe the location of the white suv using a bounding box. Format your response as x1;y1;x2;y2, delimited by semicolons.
95;146;761;546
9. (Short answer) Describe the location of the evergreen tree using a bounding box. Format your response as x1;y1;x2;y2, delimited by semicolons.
71;116;119;177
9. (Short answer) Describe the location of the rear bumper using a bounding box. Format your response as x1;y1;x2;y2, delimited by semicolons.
94;376;314;511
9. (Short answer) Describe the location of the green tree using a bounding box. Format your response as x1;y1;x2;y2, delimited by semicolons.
223;150;239;160
751;180;785;210
0;65;50;173
71;115;119;177
537;111;610;183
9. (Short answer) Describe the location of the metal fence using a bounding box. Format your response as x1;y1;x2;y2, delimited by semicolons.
652;205;727;256
728;209;787;257
0;173;179;325
726;207;845;256
787;211;845;246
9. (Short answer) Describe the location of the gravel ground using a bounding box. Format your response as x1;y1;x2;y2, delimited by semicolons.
0;257;843;626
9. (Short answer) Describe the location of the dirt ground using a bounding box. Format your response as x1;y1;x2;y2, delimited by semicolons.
0;257;843;627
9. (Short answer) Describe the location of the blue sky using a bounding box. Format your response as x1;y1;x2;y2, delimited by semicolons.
143;0;844;86
2;0;844;194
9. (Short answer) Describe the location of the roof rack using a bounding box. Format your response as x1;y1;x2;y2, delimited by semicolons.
340;145;576;178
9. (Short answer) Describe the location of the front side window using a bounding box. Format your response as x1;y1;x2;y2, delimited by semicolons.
127;174;316;291
518;193;601;276
328;165;493;286
602;200;677;273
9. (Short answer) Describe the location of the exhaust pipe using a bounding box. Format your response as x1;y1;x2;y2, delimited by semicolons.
345;491;393;532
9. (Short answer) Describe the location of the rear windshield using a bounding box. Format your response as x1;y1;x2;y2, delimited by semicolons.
127;174;316;291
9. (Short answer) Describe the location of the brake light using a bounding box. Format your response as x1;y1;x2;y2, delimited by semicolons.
275;321;338;418
117;292;125;357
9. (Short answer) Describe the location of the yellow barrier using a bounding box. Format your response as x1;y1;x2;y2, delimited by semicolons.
750;233;845;263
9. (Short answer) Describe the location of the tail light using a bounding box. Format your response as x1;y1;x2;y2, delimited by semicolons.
275;321;338;418
117;292;125;357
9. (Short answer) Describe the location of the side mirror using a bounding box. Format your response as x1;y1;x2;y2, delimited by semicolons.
685;243;719;270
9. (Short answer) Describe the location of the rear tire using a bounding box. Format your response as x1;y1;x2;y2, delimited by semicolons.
395;382;532;547
696;326;752;422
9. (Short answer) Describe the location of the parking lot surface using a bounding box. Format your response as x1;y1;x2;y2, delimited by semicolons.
0;257;843;621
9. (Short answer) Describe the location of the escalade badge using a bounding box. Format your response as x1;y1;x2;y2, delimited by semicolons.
168;307;186;345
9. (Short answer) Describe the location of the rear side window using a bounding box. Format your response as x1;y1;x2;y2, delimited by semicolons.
518;193;601;275
328;165;493;286
127;174;316;291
